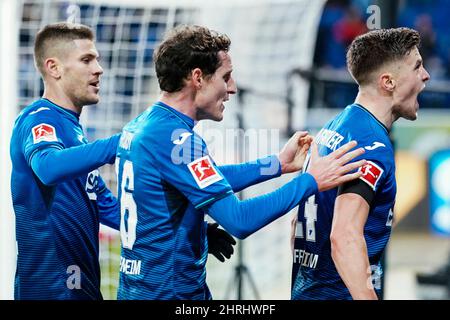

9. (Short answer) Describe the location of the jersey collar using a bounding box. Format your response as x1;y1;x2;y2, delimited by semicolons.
41;98;80;121
353;103;389;135
153;101;195;129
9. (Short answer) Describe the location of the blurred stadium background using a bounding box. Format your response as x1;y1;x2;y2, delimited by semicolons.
1;0;449;300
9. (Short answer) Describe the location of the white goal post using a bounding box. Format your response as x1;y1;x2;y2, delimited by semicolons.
0;0;20;300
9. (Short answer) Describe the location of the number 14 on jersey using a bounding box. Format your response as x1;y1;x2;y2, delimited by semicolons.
295;195;317;242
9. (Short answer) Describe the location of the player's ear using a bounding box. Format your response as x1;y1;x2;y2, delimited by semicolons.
44;57;62;80
380;72;395;92
191;68;203;90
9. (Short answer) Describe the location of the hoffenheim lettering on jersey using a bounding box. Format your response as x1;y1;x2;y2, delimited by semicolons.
293;249;319;268
120;257;142;275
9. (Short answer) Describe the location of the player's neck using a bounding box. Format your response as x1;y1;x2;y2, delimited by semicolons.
42;87;82;115
354;89;395;130
159;90;197;121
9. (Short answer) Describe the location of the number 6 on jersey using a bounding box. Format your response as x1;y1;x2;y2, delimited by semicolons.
116;159;137;249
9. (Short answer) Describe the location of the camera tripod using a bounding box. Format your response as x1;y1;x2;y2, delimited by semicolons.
224;238;261;300
224;88;261;300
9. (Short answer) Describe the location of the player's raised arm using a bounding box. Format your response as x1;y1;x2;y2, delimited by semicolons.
277;131;313;174
217;131;313;192
217;155;282;193
307;140;366;192
30;134;120;186
206;141;365;239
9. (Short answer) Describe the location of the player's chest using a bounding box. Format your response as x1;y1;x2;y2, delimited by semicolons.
62;125;88;147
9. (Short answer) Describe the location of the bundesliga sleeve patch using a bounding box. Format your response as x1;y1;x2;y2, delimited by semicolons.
358;161;383;190
32;123;58;144
188;155;223;189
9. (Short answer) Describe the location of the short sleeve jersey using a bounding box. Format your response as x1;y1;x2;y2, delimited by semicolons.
291;104;396;300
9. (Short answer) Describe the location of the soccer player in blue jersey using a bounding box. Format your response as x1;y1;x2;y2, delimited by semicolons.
115;25;367;300
10;22;234;300
291;27;430;300
10;22;122;300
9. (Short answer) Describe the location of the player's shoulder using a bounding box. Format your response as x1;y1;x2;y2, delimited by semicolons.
25;99;60;115
324;104;394;168
17;99;64;125
336;105;391;143
124;104;199;153
130;103;187;128
334;104;379;131
13;99;60;135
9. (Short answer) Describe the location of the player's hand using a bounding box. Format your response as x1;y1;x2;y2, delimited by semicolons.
207;223;236;262
307;141;366;192
278;131;313;174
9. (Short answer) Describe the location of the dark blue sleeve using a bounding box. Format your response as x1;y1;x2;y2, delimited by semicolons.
96;176;120;230
30;134;120;185
206;173;318;239
218;155;282;193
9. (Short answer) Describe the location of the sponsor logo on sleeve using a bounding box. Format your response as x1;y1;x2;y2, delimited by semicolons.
187;155;223;189
29;107;50;115
358;161;383;190
85;169;100;200
364;141;386;151
32;123;58;144
172;132;193;145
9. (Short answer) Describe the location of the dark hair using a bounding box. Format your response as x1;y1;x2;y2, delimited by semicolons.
34;22;94;75
346;27;420;85
154;25;231;92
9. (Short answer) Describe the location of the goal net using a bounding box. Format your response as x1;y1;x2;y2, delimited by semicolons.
3;0;325;299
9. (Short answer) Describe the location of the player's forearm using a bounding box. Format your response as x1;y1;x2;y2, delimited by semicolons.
31;134;120;185
97;190;120;230
97;177;120;230
218;155;281;192
207;173;317;239
331;233;378;300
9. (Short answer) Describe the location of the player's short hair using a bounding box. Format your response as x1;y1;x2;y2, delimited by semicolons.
346;27;420;85
154;25;231;92
34;22;94;75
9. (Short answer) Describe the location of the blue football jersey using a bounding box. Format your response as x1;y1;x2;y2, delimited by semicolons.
291;104;396;300
116;102;233;300
10;98;114;300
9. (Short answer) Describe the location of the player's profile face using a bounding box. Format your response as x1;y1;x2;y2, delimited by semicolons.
59;39;103;108
195;51;237;121
392;46;430;120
